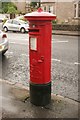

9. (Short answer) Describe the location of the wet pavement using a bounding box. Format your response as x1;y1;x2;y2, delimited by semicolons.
0;81;79;118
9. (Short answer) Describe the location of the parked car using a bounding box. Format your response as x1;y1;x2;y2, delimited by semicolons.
3;19;29;33
0;30;9;55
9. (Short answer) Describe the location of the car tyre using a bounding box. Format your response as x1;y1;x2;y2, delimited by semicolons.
3;27;8;32
20;28;25;33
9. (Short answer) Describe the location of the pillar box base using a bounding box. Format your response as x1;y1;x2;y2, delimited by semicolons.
30;82;51;106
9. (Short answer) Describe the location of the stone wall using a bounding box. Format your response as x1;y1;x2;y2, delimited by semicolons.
52;24;80;31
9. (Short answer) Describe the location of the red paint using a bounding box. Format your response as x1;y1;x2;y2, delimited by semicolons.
37;8;43;12
24;8;56;84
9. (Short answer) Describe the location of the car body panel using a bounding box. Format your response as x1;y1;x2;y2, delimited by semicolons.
0;30;9;54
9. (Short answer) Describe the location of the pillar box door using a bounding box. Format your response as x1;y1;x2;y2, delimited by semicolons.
29;28;44;84
24;8;56;106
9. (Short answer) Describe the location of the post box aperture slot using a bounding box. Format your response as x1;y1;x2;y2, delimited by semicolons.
30;37;37;51
29;29;39;32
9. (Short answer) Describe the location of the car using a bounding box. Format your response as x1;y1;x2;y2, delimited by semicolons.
0;30;9;55
3;19;29;33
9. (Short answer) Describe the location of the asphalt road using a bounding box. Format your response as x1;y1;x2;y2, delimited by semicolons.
1;32;79;102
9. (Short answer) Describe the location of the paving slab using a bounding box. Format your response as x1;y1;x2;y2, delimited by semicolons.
0;81;79;119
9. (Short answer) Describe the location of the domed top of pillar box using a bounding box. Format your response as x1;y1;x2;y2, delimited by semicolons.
24;8;56;21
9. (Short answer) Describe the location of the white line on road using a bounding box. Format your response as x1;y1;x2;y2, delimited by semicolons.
74;62;80;65
10;41;68;45
9;42;15;44
21;54;29;57
52;40;68;43
9;38;29;41
52;59;80;65
51;59;61;62
10;42;28;45
7;51;13;54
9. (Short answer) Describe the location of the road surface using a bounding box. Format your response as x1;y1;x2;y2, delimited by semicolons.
0;32;79;102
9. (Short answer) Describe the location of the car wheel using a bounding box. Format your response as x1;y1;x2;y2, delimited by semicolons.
3;27;8;32
20;28;25;33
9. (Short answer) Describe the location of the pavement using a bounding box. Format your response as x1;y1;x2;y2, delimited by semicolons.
52;30;80;36
0;80;79;119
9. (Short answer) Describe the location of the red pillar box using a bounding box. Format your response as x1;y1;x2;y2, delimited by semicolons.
24;8;56;106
